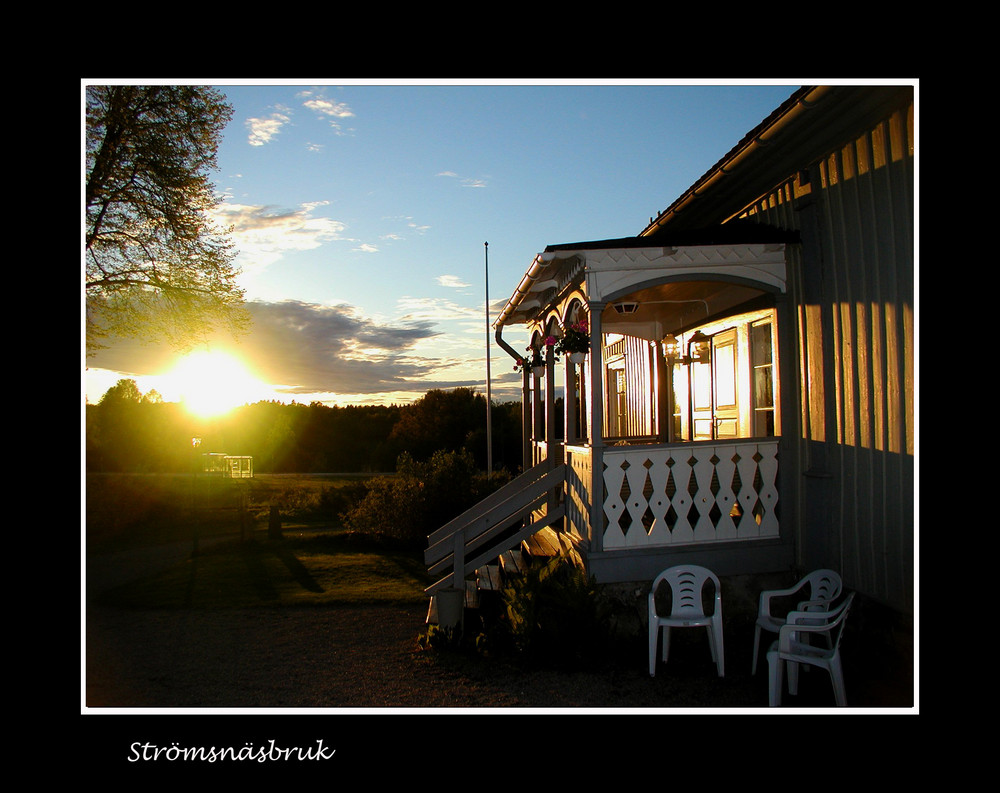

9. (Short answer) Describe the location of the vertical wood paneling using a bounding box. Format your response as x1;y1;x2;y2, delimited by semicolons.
736;101;914;612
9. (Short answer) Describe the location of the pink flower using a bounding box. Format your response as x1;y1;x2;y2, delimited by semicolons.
545;335;557;346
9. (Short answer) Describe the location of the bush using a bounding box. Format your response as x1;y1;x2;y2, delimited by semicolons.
342;449;511;545
495;552;613;667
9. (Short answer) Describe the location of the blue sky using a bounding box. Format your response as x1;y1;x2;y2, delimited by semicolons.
84;80;801;410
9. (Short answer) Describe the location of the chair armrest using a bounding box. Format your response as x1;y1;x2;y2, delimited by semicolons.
796;598;833;612
759;581;807;616
785;608;835;626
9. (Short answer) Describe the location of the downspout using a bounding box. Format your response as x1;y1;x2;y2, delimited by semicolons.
494;251;559;471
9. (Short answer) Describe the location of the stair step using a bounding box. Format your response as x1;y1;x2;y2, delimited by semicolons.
522;527;563;559
465;578;479;608
477;564;502;591
500;549;528;577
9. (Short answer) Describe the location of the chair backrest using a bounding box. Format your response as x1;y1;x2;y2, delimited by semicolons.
802;569;843;606
651;565;721;618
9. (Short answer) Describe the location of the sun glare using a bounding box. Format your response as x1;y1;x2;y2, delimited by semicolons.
169;350;265;419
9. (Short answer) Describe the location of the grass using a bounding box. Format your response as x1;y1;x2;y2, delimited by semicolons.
97;531;431;610
85;472;384;553
88;472;429;610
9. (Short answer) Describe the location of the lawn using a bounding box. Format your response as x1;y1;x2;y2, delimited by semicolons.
88;472;429;610
96;532;431;610
85;472;383;552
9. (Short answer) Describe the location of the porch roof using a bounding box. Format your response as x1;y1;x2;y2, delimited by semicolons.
494;222;794;339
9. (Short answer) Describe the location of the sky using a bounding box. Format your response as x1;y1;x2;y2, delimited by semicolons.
83;79;803;415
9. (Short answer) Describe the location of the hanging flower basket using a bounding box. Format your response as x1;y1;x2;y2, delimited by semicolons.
514;346;547;376
555;317;590;361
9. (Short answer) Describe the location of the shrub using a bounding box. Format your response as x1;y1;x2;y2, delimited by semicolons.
496;552;613;667
342;449;511;545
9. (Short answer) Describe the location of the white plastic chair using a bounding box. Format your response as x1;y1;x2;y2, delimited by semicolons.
648;565;725;677
766;591;855;706
752;569;842;674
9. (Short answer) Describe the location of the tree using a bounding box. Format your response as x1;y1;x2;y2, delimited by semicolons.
98;377;143;404
85;85;248;355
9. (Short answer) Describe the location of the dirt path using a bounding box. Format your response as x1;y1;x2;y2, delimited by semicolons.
83;540;913;711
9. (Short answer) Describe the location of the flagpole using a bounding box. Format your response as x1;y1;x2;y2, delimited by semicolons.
485;241;493;474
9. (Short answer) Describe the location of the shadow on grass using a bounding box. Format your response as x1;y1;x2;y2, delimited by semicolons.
268;543;325;593
97;531;429;610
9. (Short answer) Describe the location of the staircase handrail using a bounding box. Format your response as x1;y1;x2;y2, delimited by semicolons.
426;462;561;549
424;462;566;594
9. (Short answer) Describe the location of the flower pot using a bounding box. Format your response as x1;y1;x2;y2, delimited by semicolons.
569;352;586;364
531;365;546;377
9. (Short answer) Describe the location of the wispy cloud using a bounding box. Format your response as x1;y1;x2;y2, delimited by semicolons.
437;171;489;188
214;200;348;271
245;109;291;146
299;91;355;134
437;275;470;289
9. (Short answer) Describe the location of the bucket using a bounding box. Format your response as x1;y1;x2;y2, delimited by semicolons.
434;587;466;629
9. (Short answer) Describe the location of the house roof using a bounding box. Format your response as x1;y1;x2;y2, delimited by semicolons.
495;83;914;333
542;219;796;255
640;84;914;235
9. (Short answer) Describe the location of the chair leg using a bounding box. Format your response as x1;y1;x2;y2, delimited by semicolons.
711;620;725;677
829;656;847;706
661;626;671;664
751;625;761;675
787;660;800;695
767;650;782;706
648;625;657;677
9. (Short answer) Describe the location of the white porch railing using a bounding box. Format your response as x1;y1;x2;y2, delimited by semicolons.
602;439;779;549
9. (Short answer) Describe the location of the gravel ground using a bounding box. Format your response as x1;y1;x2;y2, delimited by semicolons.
84;541;914;712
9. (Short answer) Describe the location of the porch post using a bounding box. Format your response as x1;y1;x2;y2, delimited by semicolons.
521;368;531;469
564;355;578;446
588;302;606;553
545;341;558;468
654;340;673;443
533;369;544;463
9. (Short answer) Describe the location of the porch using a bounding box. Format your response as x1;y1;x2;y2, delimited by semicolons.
426;232;797;599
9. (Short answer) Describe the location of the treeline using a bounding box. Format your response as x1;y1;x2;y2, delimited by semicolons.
85;380;527;474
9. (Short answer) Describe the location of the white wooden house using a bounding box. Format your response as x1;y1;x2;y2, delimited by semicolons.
425;85;914;621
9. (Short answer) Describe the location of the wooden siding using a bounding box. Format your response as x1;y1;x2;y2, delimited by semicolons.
736;101;914;612
604;335;657;439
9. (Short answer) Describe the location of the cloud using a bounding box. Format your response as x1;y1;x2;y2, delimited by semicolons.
395;296;480;324
299;92;355;135
213;200;348;271
88;300;450;400
241;300;443;395
437;171;489;188
437;275;470;289
245;110;291;146
302;98;354;120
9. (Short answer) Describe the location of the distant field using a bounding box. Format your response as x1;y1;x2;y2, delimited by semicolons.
86;472;384;553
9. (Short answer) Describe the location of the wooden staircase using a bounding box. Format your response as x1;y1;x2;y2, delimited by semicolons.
426;526;572;623
423;461;570;625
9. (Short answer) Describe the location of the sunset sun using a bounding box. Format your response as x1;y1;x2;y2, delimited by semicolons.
168;350;266;419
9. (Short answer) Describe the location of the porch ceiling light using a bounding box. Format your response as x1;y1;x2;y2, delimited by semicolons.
612;301;639;314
